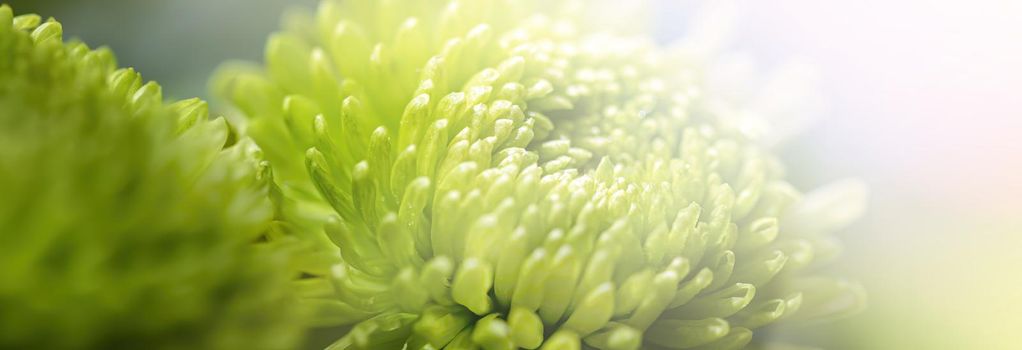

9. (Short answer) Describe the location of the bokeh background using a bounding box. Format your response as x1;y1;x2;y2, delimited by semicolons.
8;0;1020;348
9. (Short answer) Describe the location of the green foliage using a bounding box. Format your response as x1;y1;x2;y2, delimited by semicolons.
214;0;867;349
0;5;304;349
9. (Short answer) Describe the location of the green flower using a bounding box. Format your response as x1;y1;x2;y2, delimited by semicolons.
0;6;304;349
214;1;867;349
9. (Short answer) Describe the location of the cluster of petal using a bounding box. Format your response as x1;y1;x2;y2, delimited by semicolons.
0;6;304;349
215;1;867;349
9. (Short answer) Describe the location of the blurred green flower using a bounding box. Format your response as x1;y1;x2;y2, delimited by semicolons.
214;0;867;349
0;6;304;349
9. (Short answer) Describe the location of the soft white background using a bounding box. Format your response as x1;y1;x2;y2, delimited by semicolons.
688;0;1022;348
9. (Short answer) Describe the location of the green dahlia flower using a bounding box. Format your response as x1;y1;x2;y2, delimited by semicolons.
0;6;304;349
214;1;867;349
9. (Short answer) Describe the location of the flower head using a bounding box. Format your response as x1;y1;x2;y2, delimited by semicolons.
0;6;304;349
214;1;867;349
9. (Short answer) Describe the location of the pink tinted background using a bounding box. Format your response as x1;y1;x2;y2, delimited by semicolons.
725;0;1022;348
